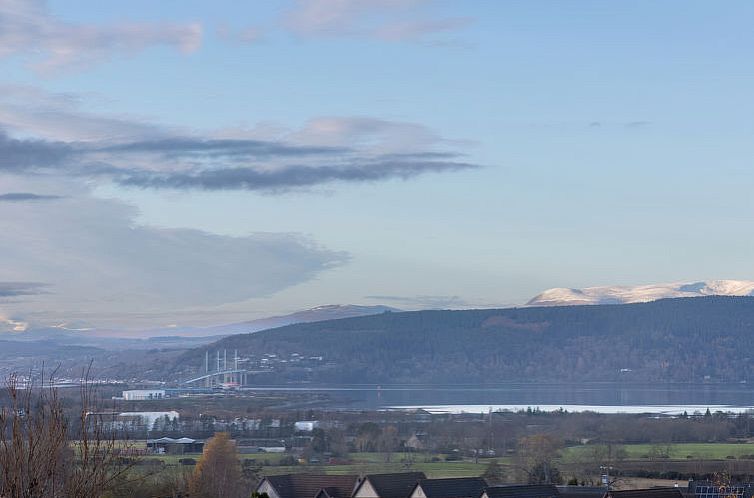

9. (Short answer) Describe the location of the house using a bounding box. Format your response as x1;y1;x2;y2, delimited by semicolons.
605;489;685;498
353;472;427;498
482;484;561;498
409;477;487;498
405;433;429;451
256;474;359;498
557;486;607;498
315;487;356;498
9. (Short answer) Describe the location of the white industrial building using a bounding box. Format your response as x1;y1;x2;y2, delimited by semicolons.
294;420;320;432
121;389;167;401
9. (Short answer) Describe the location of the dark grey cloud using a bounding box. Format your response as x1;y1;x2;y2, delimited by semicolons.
0;282;48;298
0;192;63;202
98;137;348;158
116;159;477;191
0;125;479;191
0;131;75;171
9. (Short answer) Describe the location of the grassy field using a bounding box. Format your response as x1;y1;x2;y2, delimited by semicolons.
562;443;754;462
139;451;490;478
133;443;754;480
258;461;489;478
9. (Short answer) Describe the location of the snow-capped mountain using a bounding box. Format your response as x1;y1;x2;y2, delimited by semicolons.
527;280;754;307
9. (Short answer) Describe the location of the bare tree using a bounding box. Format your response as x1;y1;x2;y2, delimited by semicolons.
515;434;563;484
0;367;135;498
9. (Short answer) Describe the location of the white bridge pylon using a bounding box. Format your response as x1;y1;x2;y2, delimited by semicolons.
184;348;248;387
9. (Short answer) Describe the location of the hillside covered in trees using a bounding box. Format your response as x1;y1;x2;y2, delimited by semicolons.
177;296;754;384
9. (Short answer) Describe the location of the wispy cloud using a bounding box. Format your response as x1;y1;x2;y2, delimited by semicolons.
0;131;75;171
0;90;480;192
0;84;175;142
283;0;471;42
99;137;347;158
0;188;347;327
0;0;202;75
0;126;478;190
117;158;476;191
0;192;63;202
0;282;48;298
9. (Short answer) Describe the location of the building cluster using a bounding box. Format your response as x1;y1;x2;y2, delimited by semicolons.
256;474;689;498
118;389;167;401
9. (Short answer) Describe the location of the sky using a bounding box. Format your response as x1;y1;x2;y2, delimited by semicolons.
2;0;754;331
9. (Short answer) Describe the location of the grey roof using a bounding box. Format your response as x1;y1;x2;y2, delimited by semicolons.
260;474;358;498
358;472;427;498
413;477;488;498
607;488;684;498
557;486;608;498
484;484;561;498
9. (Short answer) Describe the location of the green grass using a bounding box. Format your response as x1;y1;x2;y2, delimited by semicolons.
260;461;488;478
562;443;754;462
138;451;492;479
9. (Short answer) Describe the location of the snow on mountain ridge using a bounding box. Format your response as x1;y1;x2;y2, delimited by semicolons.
527;280;754;307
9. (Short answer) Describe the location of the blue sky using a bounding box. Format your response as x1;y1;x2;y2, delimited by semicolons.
1;0;754;329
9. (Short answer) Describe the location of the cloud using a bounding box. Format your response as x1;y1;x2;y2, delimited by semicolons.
0;184;347;327
0;131;75;171
0;90;480;192
0;282;48;298
291;116;450;151
0;0;202;75
283;0;471;41
0;192;63;202
116;158;476;191
99;137;348;158
374;17;473;42
0;85;172;142
0;127;478;190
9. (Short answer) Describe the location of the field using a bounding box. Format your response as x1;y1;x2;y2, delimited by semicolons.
138;450;489;478
130;443;754;481
562;443;754;462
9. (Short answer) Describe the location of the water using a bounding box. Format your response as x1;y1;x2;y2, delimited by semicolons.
245;382;754;414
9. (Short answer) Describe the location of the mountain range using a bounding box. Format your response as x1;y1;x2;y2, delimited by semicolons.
174;296;754;384
527;279;754;306
0;304;399;347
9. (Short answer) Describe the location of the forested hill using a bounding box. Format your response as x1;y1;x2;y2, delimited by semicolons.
176;296;754;384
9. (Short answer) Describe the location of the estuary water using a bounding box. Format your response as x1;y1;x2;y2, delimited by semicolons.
247;382;754;414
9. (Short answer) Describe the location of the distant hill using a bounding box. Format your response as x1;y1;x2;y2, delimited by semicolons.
175;296;754;384
1;304;399;345
202;304;400;336
527;279;754;306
